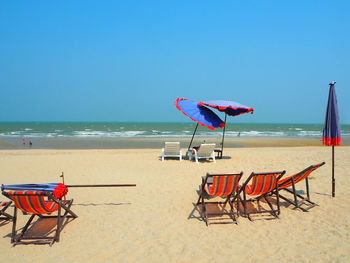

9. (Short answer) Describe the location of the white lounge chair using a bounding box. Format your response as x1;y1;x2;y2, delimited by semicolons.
191;143;216;163
161;142;182;162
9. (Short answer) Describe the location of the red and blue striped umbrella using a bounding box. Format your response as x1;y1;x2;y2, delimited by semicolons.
199;100;254;157
175;98;224;156
322;81;341;197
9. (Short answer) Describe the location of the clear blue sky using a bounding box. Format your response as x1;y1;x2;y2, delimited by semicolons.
0;1;349;124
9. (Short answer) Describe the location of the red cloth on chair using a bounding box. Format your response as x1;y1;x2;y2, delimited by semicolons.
53;183;68;199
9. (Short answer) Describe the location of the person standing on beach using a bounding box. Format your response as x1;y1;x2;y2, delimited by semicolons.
29;140;32;147
22;138;26;146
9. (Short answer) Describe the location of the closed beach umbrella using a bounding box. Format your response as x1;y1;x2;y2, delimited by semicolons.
174;98;225;156
199;100;254;157
322;81;341;197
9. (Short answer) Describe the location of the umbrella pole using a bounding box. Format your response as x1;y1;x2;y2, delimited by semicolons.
220;113;227;159
186;123;199;159
332;145;335;197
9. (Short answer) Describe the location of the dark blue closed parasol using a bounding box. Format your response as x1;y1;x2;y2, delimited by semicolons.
322;81;341;197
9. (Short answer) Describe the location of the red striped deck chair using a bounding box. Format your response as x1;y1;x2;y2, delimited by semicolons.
240;171;286;221
2;190;77;246
0;201;13;221
275;162;325;212
196;172;243;225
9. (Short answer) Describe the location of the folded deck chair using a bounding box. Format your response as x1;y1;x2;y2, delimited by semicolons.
275;162;325;212
191;143;216;163
0;201;13;221
196;172;243;225
161;142;182;161
2;190;77;246
239;171;286;221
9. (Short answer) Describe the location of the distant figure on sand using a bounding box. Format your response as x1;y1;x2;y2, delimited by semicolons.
29;140;32;147
238;132;241;137
22;138;26;146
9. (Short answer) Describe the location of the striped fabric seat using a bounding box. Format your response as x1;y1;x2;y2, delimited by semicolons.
7;190;59;215
275;162;325;212
204;175;240;197
245;173;280;196
2;188;77;246
196;172;243;226
240;171;286;221
278;165;322;189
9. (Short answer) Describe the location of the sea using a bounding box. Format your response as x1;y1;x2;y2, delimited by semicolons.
0;122;349;138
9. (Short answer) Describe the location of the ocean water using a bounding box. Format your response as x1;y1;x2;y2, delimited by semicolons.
0;122;349;138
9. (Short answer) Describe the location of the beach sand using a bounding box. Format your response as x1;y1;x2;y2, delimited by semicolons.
0;145;349;262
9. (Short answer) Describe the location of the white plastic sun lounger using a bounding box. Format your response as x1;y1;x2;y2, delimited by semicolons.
161;142;182;161
191;143;216;163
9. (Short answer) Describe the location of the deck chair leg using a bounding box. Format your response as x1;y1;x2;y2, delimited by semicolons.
16;213;36;244
54;202;62;244
242;191;249;220
264;195;278;219
201;197;208;226
54;198;78;219
0;202;13;220
11;206;17;243
305;177;310;200
291;178;299;210
276;185;281;215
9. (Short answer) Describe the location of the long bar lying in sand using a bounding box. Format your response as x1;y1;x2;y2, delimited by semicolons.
0;140;349;262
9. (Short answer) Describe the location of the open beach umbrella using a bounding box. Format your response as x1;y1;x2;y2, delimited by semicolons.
174;98;225;156
322;81;341;197
199;100;254;157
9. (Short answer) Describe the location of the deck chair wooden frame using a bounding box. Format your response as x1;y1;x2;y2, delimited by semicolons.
2;190;78;246
239;171;286;221
191;143;216;163
161;142;182;161
0;201;13;221
196;172;243;226
274;162;325;212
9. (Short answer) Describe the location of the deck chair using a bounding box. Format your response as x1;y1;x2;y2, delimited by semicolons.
275;162;325;212
239;171;286;221
191;143;216;163
0;201;13;221
161;142;182;161
196;172;243;225
2;190;78;246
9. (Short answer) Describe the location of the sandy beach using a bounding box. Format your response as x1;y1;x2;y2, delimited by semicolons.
0;144;349;262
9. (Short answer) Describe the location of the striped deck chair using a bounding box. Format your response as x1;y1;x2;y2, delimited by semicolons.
196;172;243;225
275;162;325;212
2;190;77;246
0;201;13;221
240;171;286;221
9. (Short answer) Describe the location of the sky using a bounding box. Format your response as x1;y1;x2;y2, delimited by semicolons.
0;1;349;124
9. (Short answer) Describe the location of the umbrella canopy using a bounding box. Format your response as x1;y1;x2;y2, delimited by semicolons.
198;100;254;157
175;98;225;130
322;81;341;197
175;98;224;157
198;100;254;116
